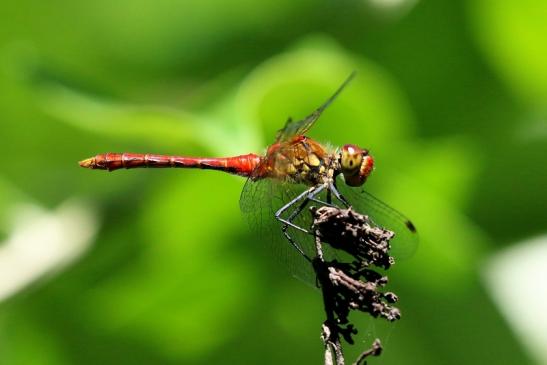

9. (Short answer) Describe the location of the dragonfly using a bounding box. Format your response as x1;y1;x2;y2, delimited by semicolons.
79;73;418;283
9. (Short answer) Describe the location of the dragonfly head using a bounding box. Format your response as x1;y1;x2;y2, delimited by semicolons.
340;144;374;187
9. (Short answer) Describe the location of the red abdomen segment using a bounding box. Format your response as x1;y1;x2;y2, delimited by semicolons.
79;152;262;177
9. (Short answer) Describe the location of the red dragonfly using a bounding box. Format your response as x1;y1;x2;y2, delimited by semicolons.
80;73;418;282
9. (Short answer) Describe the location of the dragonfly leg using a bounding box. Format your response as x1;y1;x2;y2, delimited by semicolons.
275;184;327;260
275;187;316;233
282;230;309;261
310;183;348;207
329;182;350;207
276;184;327;230
309;197;337;208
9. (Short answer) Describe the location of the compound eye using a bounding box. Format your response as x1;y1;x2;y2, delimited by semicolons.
341;144;363;173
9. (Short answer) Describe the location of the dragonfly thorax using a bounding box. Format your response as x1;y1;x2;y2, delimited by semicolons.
257;136;336;186
273;152;335;186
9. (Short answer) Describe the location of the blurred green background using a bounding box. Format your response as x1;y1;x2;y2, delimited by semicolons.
1;0;546;364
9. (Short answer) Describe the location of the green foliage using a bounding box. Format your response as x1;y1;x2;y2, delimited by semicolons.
0;0;544;364
470;0;547;105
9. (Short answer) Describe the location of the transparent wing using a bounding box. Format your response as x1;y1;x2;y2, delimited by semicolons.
239;172;417;285
275;72;356;142
240;177;340;286
336;178;419;260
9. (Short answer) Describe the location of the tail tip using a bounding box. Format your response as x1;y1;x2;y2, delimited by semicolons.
79;157;95;169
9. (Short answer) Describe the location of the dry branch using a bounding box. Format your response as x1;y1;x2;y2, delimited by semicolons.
310;206;400;365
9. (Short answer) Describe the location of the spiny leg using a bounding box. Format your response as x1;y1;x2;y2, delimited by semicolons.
329;182;350;207
275;184;327;261
273;186;316;260
275;186;316;234
275;184;327;229
309;186;336;207
281;186;328;261
309;197;337;208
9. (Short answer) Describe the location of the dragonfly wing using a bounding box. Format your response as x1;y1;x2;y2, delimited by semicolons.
240;177;341;286
275;72;356;142
336;177;419;260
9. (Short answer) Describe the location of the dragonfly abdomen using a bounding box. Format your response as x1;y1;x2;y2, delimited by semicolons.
79;152;261;176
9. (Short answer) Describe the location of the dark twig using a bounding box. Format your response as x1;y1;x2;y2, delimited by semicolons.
354;339;382;365
310;206;400;365
315;232;346;365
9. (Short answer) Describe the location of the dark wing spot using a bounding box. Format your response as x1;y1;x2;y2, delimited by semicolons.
405;220;417;233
